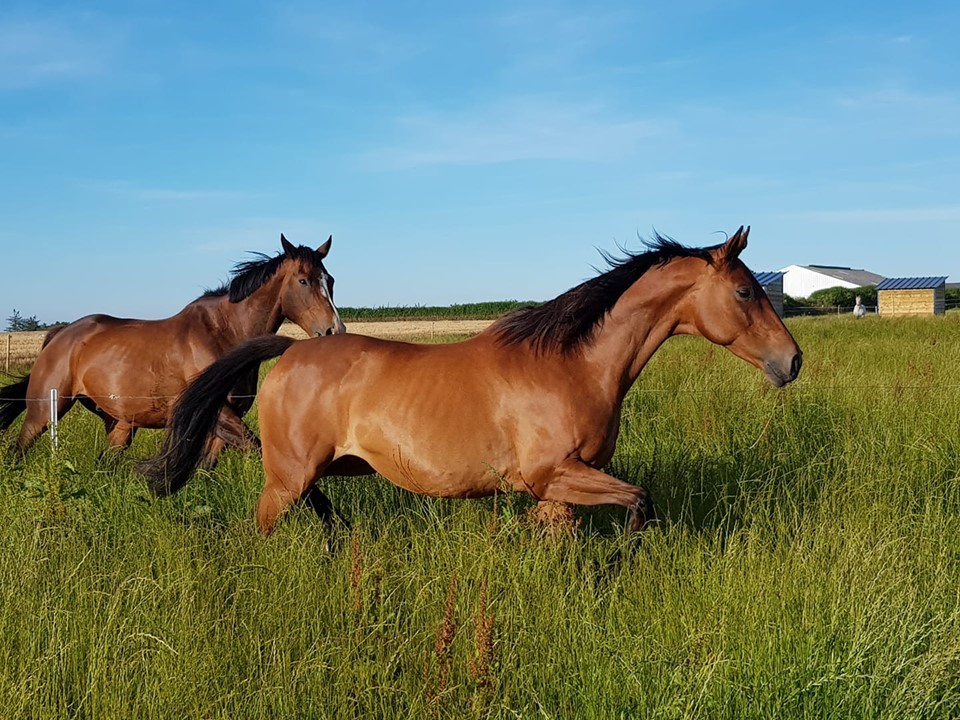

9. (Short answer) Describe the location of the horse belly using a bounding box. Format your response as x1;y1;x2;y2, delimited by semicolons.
371;453;507;499
346;424;513;500
75;344;179;428
90;395;171;428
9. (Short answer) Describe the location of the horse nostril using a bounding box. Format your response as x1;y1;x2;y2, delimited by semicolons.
324;327;335;336
790;352;803;379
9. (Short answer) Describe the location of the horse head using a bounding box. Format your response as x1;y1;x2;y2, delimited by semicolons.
278;234;346;337
676;226;802;387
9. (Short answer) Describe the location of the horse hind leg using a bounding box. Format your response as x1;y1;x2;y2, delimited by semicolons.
11;380;76;455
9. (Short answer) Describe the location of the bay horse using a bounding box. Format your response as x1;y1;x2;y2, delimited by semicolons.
0;234;345;459
142;227;801;534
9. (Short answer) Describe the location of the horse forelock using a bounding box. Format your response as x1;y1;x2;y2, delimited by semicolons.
492;234;716;355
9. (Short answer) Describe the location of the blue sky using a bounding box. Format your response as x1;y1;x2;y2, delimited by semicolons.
1;1;958;323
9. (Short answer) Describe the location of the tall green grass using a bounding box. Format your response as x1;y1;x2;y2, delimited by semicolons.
1;315;959;718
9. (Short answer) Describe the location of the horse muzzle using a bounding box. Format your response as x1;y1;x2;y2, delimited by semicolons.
763;351;803;388
314;321;347;337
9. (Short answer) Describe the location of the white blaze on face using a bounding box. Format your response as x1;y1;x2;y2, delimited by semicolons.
319;272;345;331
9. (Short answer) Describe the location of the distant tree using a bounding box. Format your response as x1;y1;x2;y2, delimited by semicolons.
5;309;51;332
783;294;806;312
807;286;877;308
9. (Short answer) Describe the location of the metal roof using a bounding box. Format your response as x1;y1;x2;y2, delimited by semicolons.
753;271;784;287
875;276;947;291
802;265;885;286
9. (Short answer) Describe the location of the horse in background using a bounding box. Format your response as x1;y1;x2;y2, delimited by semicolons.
143;226;801;536
0;234;345;462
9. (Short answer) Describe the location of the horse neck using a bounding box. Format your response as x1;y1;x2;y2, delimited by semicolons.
579;259;698;404
213;274;286;343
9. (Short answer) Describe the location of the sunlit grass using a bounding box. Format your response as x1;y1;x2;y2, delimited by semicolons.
2;316;960;718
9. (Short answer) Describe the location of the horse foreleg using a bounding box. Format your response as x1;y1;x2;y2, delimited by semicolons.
537;459;656;533
96;416;137;465
105;419;136;450
256;444;337;536
304;485;350;530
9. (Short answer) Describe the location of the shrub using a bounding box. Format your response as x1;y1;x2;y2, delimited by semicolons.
807;285;877;308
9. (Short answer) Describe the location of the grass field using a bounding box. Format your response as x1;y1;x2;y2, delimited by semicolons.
2;316;960;718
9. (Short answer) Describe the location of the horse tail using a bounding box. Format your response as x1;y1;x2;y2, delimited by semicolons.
139;335;297;496
0;375;30;431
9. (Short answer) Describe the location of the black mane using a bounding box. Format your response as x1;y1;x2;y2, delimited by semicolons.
491;234;716;355
200;243;324;303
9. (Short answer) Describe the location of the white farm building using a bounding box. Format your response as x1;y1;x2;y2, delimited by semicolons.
778;264;885;299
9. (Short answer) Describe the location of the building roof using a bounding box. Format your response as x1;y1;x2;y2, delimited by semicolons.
753;271;784;286
802;265;885;287
875;276;948;291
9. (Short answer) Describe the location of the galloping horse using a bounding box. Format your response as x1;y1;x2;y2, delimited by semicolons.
0;234;345;458
143;227;801;534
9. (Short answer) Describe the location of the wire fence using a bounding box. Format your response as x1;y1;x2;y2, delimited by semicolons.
785;299;960;317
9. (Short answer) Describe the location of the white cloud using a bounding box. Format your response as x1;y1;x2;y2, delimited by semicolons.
363;97;669;170
0;14;118;90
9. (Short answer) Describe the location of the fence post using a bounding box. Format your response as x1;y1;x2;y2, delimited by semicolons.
49;388;59;450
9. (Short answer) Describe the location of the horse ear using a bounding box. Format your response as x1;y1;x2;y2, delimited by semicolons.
280;233;296;255
316;235;332;258
719;225;749;264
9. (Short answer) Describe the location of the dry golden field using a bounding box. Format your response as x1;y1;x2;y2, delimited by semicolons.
2;320;494;371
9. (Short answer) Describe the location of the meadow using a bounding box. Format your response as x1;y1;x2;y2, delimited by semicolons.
1;315;959;719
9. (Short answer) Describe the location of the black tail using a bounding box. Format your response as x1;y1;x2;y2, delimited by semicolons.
0;375;30;432
139;335;296;496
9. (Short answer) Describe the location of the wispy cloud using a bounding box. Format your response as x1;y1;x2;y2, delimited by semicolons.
492;5;631;71
834;85;959;113
274;7;421;70
795;206;960;223
0;13;119;90
79;180;260;203
182;218;334;255
364;97;669;170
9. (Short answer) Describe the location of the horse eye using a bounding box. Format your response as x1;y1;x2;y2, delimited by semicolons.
299;278;308;286
736;287;752;300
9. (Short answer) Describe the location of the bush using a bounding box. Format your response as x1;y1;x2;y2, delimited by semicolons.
807;286;877;308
